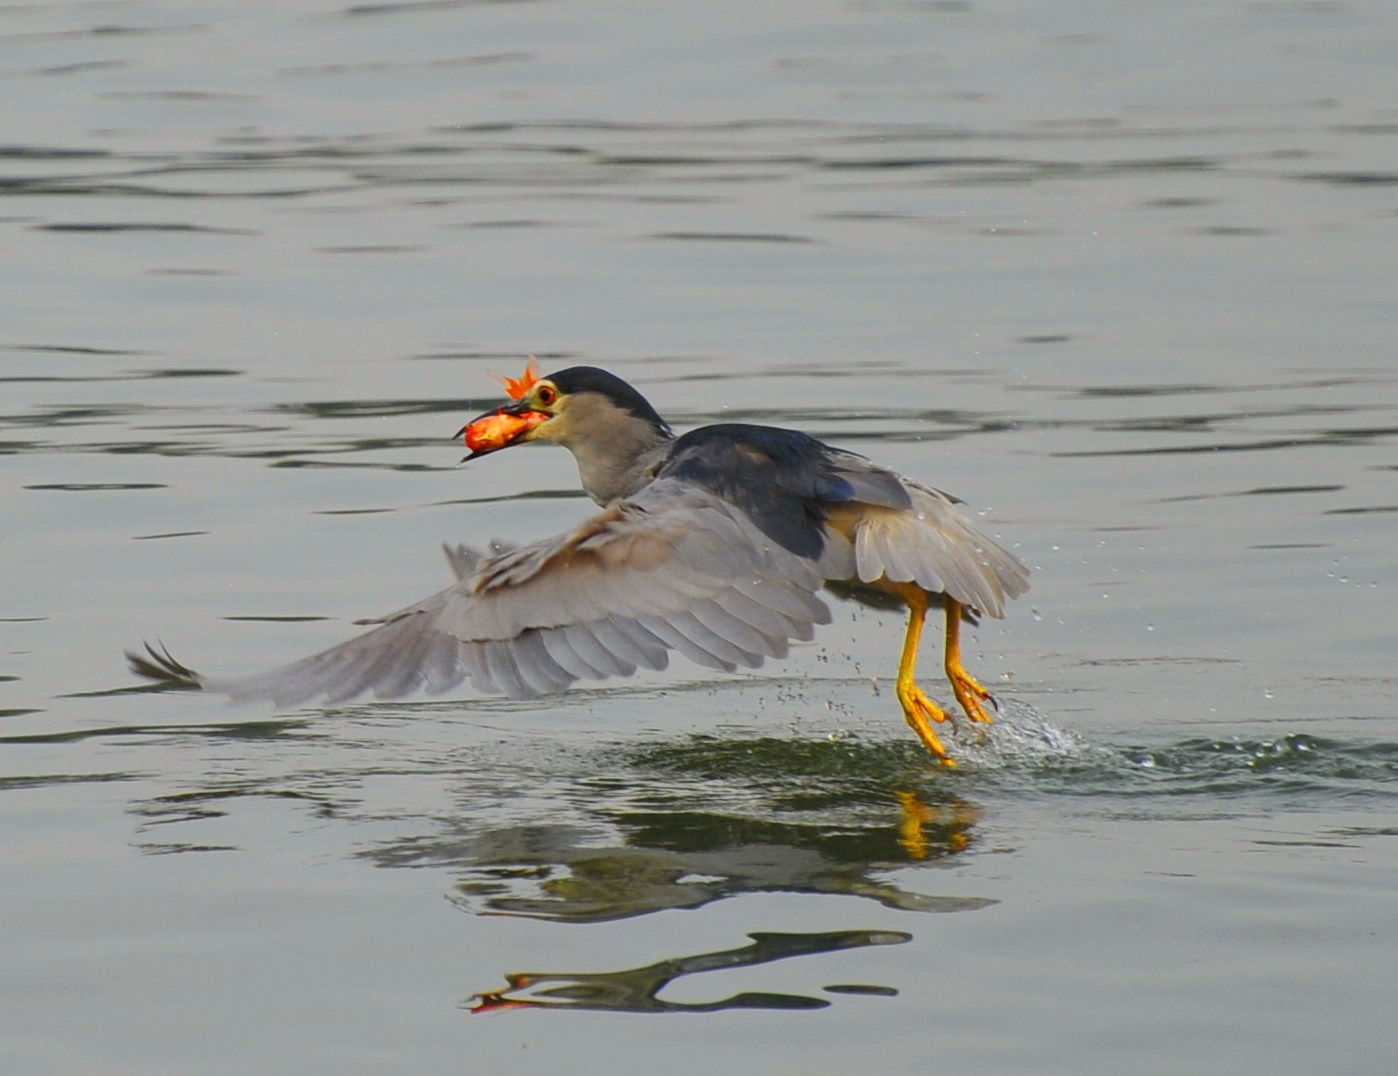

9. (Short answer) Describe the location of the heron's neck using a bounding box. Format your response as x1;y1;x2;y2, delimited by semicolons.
568;421;674;505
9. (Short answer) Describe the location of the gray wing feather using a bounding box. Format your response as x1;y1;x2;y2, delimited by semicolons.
510;630;573;692
537;628;600;680
587;618;655;673
421;632;469;695
637;611;744;672
611;617;671;669
690;598;780;662
826;449;915;510
561;622;632;678
180;477;829;706
442;543;481;581
847;479;1029;617
712;585;804;644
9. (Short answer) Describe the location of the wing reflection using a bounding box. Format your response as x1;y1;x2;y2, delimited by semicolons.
469;929;911;1014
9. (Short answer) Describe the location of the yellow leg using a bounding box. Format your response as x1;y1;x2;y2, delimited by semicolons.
892;586;956;765
945;599;995;724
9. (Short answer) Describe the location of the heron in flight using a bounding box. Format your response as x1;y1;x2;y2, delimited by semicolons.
131;362;1029;764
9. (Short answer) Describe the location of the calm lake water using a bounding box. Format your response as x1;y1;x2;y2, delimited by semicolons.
3;1;1396;1073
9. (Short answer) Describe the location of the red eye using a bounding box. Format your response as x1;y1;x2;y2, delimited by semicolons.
536;384;557;406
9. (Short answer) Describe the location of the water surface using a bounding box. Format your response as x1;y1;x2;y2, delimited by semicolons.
2;2;1396;1074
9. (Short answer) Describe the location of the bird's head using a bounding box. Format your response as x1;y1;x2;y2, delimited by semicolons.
457;360;671;461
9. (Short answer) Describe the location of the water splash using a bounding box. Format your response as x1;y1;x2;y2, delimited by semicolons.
938;697;1100;769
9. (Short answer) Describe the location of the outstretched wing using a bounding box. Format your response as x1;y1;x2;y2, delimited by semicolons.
130;478;831;707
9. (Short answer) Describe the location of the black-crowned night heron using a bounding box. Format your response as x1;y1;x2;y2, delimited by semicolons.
131;362;1029;764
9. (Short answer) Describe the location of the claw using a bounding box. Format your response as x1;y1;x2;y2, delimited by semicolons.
949;667;995;725
896;680;955;766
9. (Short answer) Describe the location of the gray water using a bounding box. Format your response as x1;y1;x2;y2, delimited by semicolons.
3;1;1396;1073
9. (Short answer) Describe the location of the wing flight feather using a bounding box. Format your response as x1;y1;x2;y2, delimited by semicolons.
134;477;830;706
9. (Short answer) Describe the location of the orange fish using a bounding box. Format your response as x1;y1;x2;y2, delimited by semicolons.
461;408;545;454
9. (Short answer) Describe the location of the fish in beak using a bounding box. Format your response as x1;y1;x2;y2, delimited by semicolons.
456;400;548;460
456;358;549;459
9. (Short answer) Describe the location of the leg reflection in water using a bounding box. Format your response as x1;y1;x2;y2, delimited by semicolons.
895;790;977;861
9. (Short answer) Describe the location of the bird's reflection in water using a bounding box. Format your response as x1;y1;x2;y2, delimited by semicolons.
364;736;995;922
469;929;911;1014
439;797;986;923
120;722;997;1014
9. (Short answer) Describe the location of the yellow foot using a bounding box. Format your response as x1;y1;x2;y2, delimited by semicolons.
896;682;956;766
948;664;997;725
